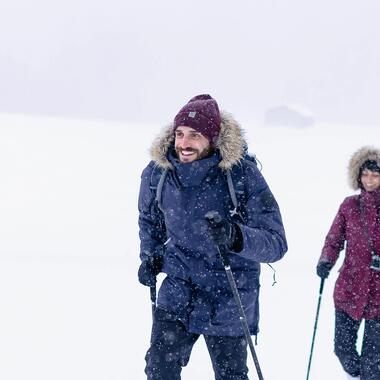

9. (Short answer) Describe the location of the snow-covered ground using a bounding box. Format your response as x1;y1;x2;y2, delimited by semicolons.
0;113;378;379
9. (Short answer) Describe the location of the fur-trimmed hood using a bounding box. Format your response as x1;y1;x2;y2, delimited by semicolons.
348;146;380;190
149;111;247;171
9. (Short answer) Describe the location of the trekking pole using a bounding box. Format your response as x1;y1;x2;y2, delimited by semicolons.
205;211;264;380
150;285;156;318
306;278;325;380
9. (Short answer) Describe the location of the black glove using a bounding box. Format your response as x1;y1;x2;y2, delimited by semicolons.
316;260;334;279
206;218;238;249
138;256;163;287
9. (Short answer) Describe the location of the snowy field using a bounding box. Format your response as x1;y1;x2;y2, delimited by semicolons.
0;113;378;379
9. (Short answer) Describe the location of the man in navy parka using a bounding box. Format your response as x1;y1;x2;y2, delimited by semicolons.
138;94;287;379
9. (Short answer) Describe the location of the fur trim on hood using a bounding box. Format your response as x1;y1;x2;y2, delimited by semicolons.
149;111;247;171
348;146;380;190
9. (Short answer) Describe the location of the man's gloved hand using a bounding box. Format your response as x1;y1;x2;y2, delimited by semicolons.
206;218;238;248
316;260;334;279
138;256;163;287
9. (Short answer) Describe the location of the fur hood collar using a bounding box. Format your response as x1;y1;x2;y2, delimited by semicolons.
348;146;380;190
149;111;247;171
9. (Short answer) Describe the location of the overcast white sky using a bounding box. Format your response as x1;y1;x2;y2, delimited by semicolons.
0;0;379;124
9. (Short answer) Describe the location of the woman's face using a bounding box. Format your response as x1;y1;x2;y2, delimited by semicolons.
361;169;380;192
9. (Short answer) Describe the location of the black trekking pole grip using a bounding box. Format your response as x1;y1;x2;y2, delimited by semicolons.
306;278;325;380
204;211;231;266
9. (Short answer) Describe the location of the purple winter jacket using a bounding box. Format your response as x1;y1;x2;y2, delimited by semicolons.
319;188;380;320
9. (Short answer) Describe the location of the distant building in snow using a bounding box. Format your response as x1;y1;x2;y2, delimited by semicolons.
265;105;315;127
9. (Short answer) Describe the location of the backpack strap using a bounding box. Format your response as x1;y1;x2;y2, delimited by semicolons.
155;168;169;212
148;165;168;239
226;169;246;222
149;164;169;212
226;169;238;213
226;153;262;220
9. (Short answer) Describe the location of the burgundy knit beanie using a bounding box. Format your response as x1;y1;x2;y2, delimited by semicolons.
173;94;221;143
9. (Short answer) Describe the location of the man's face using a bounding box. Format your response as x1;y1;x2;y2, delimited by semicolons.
174;126;212;163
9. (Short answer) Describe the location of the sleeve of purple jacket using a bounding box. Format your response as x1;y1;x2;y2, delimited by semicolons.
319;199;347;265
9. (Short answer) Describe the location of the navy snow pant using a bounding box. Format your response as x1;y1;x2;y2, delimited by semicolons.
145;308;249;380
334;309;380;380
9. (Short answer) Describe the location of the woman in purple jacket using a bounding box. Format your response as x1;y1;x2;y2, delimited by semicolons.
317;146;380;380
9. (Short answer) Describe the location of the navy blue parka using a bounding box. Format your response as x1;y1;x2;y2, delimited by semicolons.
138;112;287;336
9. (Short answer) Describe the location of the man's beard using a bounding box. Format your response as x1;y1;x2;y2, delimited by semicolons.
175;146;214;162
